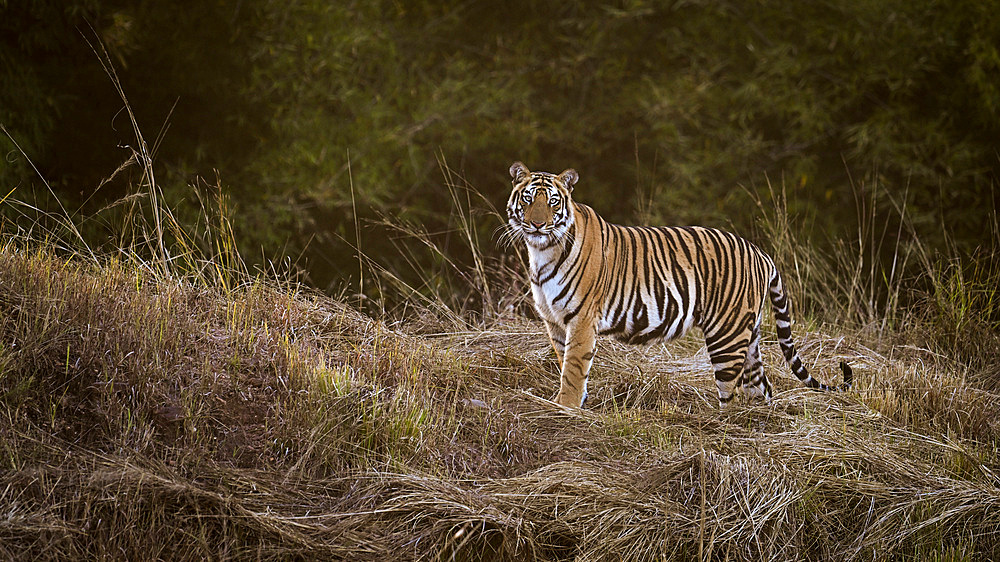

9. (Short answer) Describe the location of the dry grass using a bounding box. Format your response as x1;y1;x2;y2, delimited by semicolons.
2;241;998;561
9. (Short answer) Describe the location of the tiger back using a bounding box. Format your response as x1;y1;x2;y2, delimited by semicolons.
505;161;852;409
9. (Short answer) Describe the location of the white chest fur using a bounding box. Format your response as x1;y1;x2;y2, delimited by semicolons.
526;243;574;326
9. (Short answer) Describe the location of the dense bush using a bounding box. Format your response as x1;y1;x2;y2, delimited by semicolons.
2;0;998;295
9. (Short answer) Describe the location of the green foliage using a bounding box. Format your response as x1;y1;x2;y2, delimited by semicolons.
0;0;99;187
1;0;997;298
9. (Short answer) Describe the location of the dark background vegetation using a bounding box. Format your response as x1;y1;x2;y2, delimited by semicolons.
2;0;998;302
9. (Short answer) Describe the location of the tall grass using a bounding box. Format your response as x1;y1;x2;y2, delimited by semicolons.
753;174;1000;388
361;155;530;330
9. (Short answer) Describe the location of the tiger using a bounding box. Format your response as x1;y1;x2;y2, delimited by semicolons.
504;161;852;409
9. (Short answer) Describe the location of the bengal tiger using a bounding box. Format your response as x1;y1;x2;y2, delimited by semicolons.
504;161;852;408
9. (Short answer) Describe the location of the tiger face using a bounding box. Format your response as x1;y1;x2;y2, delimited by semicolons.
507;161;579;248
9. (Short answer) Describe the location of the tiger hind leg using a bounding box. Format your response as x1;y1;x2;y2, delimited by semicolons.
741;320;773;402
705;324;753;407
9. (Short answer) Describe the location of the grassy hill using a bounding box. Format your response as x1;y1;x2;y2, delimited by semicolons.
2;234;998;560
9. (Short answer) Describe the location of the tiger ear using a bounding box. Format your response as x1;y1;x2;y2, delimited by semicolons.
557;169;579;192
510;161;530;183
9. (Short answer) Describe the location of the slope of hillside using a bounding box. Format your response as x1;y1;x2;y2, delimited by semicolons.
1;244;998;560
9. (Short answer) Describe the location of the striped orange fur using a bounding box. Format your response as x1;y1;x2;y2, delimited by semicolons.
505;162;852;408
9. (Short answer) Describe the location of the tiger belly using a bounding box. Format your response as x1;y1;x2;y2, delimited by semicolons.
596;283;698;345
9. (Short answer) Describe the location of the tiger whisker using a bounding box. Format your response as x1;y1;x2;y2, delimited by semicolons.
495;224;523;249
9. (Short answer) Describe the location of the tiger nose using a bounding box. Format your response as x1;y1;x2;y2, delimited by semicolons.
530;220;545;228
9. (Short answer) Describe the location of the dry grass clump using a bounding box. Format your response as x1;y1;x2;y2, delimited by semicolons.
2;241;998;560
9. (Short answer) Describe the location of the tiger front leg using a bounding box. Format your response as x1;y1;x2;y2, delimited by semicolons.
554;321;597;408
543;319;567;367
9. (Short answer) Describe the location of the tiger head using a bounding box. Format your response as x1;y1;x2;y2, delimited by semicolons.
507;161;579;248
